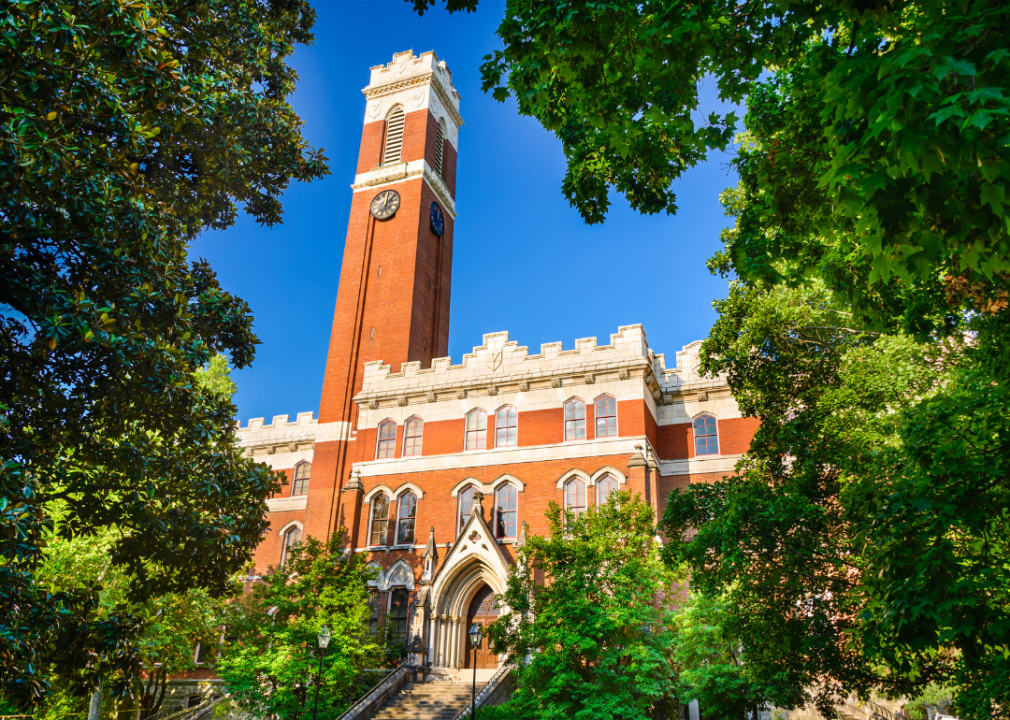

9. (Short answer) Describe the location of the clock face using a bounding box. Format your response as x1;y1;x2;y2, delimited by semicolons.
429;201;444;236
370;190;400;220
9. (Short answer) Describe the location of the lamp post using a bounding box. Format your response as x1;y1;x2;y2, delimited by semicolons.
312;627;331;720
467;622;482;720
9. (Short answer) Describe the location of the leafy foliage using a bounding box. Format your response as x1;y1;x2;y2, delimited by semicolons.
1;0;325;706
486;493;681;720
216;530;381;720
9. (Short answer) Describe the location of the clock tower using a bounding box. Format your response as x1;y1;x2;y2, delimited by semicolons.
304;50;462;541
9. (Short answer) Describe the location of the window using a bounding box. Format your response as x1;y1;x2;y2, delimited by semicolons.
434;119;446;176
465;409;487;450
564;399;586;441
369;495;390;546
694;414;719;456
292;462;310;496
459;486;475;531
280;525;301;566
495;406;517;448
595;395;617;438
564;478;587;519
494;484;517;539
382;106;405;165
389;588;410;642
376;419;396;459
403;417;423;457
368;590;380;635
597;474;619;505
396;492;417;545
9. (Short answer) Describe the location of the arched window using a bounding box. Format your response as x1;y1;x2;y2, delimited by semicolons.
694;414;719;455
595;395;617;438
396;492;417;545
434;119;446;176
564;399;586;441
465;409;487;450
369;495;390;546
597;474;619;505
403;417;423;457
564;478;586;519
382;106;405;165
389;588;410;642
280;525;301;566
376;419;396;459
494;484;518;539
495;406;517;448
292;461;311;496
458;485;475;531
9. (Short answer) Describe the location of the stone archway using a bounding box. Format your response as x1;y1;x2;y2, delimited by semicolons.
463;584;499;669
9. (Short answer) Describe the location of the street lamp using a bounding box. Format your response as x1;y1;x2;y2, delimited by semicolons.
312;627;331;720
467;622;483;720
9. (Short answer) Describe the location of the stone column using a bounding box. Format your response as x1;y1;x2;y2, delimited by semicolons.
449;616;460;668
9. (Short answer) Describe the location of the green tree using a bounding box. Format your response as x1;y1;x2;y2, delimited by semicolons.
485;492;680;720
1;0;325;704
216;530;381;720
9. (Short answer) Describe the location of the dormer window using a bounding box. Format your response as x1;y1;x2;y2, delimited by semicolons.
382;106;405;165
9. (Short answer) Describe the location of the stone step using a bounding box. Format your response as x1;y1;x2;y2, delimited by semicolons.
366;682;482;720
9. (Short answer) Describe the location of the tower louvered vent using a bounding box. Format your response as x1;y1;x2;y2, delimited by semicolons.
434;120;445;176
382;107;405;165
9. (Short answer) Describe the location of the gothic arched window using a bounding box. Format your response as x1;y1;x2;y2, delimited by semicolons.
464;409;487;450
403;416;423;457
597;474;619;505
494;484;518;539
564;477;586;519
292;461;311;496
495;406;517;448
458;486;472;529
595;395;617;438
564;399;586;441
376;419;396;459
382;106;405;165
396;492;417;545
434;118;446;176
280;525;301;566
369;494;390;547
694;414;719;456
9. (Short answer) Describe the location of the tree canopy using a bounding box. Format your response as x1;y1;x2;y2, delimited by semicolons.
1;0;325;706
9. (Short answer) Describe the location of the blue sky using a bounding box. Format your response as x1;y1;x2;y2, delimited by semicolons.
190;0;740;423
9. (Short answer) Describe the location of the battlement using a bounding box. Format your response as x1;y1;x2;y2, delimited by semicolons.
365;49;461;110
358;325;715;399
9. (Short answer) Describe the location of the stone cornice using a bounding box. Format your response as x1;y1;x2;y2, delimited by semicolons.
351;160;457;217
362;72;464;129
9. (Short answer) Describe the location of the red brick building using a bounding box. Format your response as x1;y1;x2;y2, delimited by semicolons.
236;50;757;681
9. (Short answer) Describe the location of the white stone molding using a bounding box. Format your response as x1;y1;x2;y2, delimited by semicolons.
590;465;628;486
551;378;562;388
393;481;425;499
365;560;383;588
449;477;482;498
351;159;457;217
363;484;394;503
277;519;303;536
556;468;591;489
379;559;415;591
448;474;524;498
362;50;463;141
489;473;525;493
266;495;308;512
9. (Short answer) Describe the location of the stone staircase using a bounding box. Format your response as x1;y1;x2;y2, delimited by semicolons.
368;682;484;720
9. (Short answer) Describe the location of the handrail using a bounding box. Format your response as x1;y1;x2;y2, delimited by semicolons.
142;696;219;720
844;694;902;720
452;664;512;720
334;660;407;720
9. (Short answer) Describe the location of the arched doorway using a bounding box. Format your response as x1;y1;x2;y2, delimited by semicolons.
463;584;499;669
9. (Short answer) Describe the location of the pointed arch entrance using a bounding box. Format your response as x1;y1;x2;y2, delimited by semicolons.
464;584;499;669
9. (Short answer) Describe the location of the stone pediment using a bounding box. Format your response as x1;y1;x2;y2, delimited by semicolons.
429;501;512;604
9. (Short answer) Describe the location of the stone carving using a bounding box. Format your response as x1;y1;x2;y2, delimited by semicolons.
518;381;530;392
427;392;437;403
551;378;562;388
584;374;596;385
456;389;467;399
661;393;675;405
697;390;709;401
244;448;253;458
619;370;630;381
413;88;425;108
368;102;380;118
267;446;275;455
471;490;484;517
288;443;298;452
486;385;498;396
368;399;379;410
652;389;662;401
397;396;408;407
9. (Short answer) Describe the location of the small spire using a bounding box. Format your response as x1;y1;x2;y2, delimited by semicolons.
422;526;437;560
516;520;527;549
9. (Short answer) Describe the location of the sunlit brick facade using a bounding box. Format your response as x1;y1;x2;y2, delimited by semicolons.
236;50;757;680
